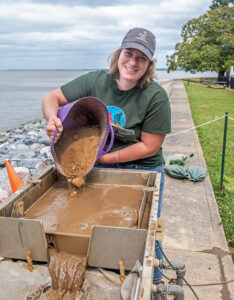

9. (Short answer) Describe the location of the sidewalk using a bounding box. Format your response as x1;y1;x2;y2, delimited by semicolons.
162;80;234;299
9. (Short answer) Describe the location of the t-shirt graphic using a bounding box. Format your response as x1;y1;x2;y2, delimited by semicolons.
107;106;137;142
107;106;125;127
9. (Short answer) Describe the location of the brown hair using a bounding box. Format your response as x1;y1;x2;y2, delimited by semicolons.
108;48;157;89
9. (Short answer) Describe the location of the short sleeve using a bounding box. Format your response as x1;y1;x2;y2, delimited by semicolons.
61;72;96;102
142;88;171;134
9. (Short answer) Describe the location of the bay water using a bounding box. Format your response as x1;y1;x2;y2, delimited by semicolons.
0;69;217;132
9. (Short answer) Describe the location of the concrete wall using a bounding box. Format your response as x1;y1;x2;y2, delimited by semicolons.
161;80;174;97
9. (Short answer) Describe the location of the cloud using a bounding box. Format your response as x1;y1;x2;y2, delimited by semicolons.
0;0;211;69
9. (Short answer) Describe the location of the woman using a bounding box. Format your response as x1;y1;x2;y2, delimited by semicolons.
42;27;171;286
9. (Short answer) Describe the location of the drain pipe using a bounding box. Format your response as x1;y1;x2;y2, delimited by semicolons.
152;283;184;300
133;266;142;300
159;259;186;287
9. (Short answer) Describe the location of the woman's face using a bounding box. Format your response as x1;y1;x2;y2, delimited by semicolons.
118;48;150;86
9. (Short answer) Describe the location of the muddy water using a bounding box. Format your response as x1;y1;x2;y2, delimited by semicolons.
55;127;100;188
24;183;143;235
24;184;142;299
45;248;87;300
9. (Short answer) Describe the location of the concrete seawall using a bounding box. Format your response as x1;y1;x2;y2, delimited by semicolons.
161;80;174;98
162;80;233;300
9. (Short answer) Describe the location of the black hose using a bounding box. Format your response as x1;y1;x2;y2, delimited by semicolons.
156;241;199;300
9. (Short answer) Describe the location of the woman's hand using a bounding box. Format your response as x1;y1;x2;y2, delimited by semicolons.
42;88;68;143
46;117;63;143
96;154;107;164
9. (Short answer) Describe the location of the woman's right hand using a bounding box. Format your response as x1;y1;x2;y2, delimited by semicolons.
46;117;63;143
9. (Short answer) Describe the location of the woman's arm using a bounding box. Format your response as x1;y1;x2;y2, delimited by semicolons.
97;131;165;164
42;88;68;142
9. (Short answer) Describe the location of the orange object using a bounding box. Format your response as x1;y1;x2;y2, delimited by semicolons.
119;260;126;283
26;250;33;272
5;159;24;193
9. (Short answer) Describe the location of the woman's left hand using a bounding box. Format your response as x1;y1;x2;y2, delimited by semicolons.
96;155;106;164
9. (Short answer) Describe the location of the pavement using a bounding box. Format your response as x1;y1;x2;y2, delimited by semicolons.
161;80;234;300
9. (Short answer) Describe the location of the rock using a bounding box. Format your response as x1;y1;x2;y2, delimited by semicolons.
0;188;9;203
40;146;52;159
14;167;31;182
34;161;50;178
17;159;43;169
0;119;54;193
0;168;8;184
15;144;29;152
0;168;11;194
0;143;9;154
0;159;5;168
38;138;51;146
24;131;39;144
0;132;7;138
6;159;19;168
30;143;41;152
14;128;23;134
38;130;50;146
41;119;47;126
0;136;8;143
38;129;47;138
9;134;24;143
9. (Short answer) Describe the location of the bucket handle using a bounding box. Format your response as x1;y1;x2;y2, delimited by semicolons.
97;122;114;157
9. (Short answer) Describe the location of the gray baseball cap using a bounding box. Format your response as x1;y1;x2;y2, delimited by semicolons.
121;28;156;60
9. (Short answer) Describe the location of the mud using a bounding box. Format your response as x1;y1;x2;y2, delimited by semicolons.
55;127;100;188
24;183;143;235
45;248;87;300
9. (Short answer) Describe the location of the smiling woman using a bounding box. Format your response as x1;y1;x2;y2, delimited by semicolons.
42;27;171;293
109;48;156;89
117;49;150;89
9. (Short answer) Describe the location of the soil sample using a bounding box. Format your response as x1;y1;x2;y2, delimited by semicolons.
45;248;87;300
55;126;100;188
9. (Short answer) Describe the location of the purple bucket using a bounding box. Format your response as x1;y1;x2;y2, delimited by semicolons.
51;96;114;176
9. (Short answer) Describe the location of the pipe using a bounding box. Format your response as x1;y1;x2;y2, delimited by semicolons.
133;266;142;300
176;268;186;287
159;259;186;287
133;276;141;300
152;283;184;300
159;259;185;271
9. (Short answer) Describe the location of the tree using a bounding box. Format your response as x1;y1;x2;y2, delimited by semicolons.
166;6;234;75
210;0;234;10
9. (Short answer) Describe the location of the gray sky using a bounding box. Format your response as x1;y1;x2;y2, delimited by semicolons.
0;0;211;70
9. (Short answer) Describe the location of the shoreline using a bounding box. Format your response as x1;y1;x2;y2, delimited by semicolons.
0;118;52;202
0;118;44;135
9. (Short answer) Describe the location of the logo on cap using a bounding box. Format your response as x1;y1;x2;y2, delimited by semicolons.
135;31;147;43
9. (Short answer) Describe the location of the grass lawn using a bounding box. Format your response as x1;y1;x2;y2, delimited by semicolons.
184;81;234;258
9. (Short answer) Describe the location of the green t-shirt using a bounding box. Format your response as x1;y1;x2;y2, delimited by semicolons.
61;69;171;167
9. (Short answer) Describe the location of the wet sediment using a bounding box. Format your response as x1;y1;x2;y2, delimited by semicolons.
55;127;100;188
45;248;87;300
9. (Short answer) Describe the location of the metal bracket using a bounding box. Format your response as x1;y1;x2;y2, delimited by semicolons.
155;218;164;242
11;201;24;218
156;218;164;232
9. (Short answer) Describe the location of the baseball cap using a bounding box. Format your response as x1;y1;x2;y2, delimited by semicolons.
121;28;156;60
